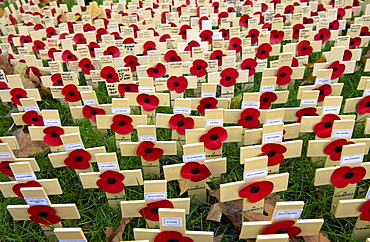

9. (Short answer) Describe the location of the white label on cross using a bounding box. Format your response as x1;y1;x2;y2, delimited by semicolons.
43;119;61;126
162;217;183;227
273;209;303;219
98;162;119;170
0;152;13;159
315;78;332;85
340;154;364;165
14;173;37;181
243;168;268;180
202;20;212;30
242;102;260;109
206;119;223;126
138;86;155;93
139;136;157;142
322;106;341;114
263;132;283;143
260;85;276;92
266;118;283;124
25;197;49;206
213;32;222;39
83;99;98;105
144;192;168;200
64;142;84;151
24;106;39;112
332;129;353;138
173;107;191;114
300;99;318;106
112;107;131;114
366;188;370;199
201;92;216;98
365;89;370;96
182;153;206;162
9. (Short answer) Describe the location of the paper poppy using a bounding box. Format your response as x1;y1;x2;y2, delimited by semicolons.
78;58;94;75
124;55;140;72
122;37;136;44
12;181;42;198
88;42;100;57
262;23;272;31
227;7;236;12
164;50;182;62
327;61;345;79
239;14;250;28
167;76;188;93
229;38;242;53
199;127;228;150
296;107;319;123
136;141;163;161
154;231;193;242
143;41;157;55
96;170;125;194
302;17;314;24
103;46;120;57
20;35;32;46
47;48;61;60
349;37;361;49
137;94;159;111
139;200;174;221
210;50;226;66
190;59;208;77
61;84;82;102
360;200;370;221
83;23;96;32
239;181;274;203
331;166;366;188
59;33;69;40
9;14;17;25
26;66;42;79
32;40;45;54
180;161;212;182
218;12;229;24
360;26;370;36
64;149;91;169
238;108;260;129
43;126;64;146
169;114;194;135
329;20;339;30
67;22;76;33
50;73;64;87
96;28;108;41
0;160;15;176
259;92;277;109
292;57;299;67
270;30;284;44
212;2;219;12
184;40;200;57
220;68;239;87
292;24;304;39
10;88;28;105
159;34;171;42
284;5;295;14
274;13;286;22
73;33;87;45
343;50;352;61
297;40;313;56
356;96;370;114
199;30;213;44
179;25;191;39
28;205;61;225
313;114;340;138
246;29;259;44
100;66;119;83
197;97;218;115
336;8;345;20
118;83;139;97
22;111;44;126
259;143;287;166
147;63;166;79
262;220;301;238
219;28;230;40
324;139;355;161
0;81;9;90
111;114;134;135
82;105;106;122
62;50;78;63
276;66;293;85
256;43;272;59
314;28;331;43
241;58;257;76
313;84;332;102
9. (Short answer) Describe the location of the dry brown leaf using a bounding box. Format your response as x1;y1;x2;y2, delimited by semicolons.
301;73;316;85
28;71;51;95
241;211;270;222
178;179;188;195
364;49;370;59
218;199;243;231
209;189;220;200
13;127;49;158
264;195;284;217
302;233;331;242
213;233;224;242
58;12;67;23
0;8;4;18
0;51;14;75
303;56;327;68
206;203;223;222
105;217;131;242
89;2;102;20
5;107;19;118
354;64;361;72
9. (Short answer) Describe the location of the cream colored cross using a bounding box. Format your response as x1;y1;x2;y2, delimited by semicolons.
54;228;87;241
344;79;370;121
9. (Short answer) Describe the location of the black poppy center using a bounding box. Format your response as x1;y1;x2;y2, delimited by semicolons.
319;89;324;95
67;55;72;59
144;98;150;103
57;79;62;84
295;29;300;33
73;155;83;162
107;74;113;78
304;21;308;24
246;115;253;120
261;50;266;54
148;47;153;50
5;164;10;170
51;132;58;138
263;97;269;102
90;110;97;115
345;171;355;179
251;34;255;38
204;36;209;40
32;117;39;122
108;51;113;55
16;94;22;98
320;34;324;38
177;120;184;126
223;32;227;36
334;146;342;152
361;32;366;36
324;122;332;128
366;102;370;107
129;61;135;65
280;72;287;77
145;148;152;153
210;134;218;140
24;39;29;43
37;45;41;49
332;67;338;72
118;121;125;126
277;228;288;233
78;38;83;42
205;103;211;108
337;14;341;18
233;43;237;47
107;178;116;184
170;56;175;60
196;65;202;70
287;10;291;13
267;150;276;157
250;186;260;193
226;76;231;81
303;113;311;116
169;237;179;242
87;28;91;31
151;207;159;213
302;46;307;50
191;168;200;174
245;66;251;70
84;64;90;68
153;69;159;73
38;211;48;218
174;82;179;87
215;55;221;59
244;20;248;23
50;31;55;35
350;41;355;46
125;86;131;91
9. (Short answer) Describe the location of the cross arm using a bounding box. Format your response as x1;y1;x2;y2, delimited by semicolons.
7;204;80;220
335;199;367;218
0;178;61;197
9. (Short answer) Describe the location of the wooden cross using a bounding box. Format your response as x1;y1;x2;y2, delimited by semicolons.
134;208;214;241
220;156;289;215
344;79;370;121
163;142;226;203
121;180;190;228
79;152;144;209
240;201;324;239
119;125;177;176
0;135;19;151
241;90;289;110
297;82;344;105
53;228;87;242
11;105;61;127
155;75;197;104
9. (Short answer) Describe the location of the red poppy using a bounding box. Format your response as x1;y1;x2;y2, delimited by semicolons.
159;34;171;42
197;97;218;115
77;58;94;75
270;30;284;44
96;170;125;194
360;200;370;221
241;58;257;76
336;8;345;20
32;40;45;54
61;50;78;63
20;35;32;46
137;94;159;111
262;23;272;31
7;34;16;45
324;139;355;161
190;59;208;77
179;25;191;39
82;105;106;122
184;40;200;57
139;200;174;221
103;46;120;57
167;76;188;93
273;14;285;23
229;38;242;53
67;21;76;33
96;28;108;41
218;12;229;24
118;83;139;97
180;161;212;182
246;29;259;44
259;143;287;166
313;84;332;102
100;66;119;83
9;14;17;25
199;127;228;150
12;181;42;198
329;20;339;30
220;68;239;87
262;220;301;238
296;107;319;123
238;108;260;129
10;88;28;105
122;55;140;72
164;50;182;62
356;96;370;114
64;149;91;169
239;181;274;202
360;26;370;36
22;111;44;126
284;5;295;14
0;81;10;90
199;30;213;44
297;40;313;56
349;37;361;49
292;57;299;67
154;231;193;242
239;14;250;28
43;126;64;146
219;28;230;40
260;92;277;109
48;48;61;60
147;63;166;79
302;17;314;24
73;33;86;45
210;50;226;66
314;28;331;43
83;23;96;32
0;161;15;176
26;66;42;79
313;114;340;138
292;24;304;39
253;12;264;24
143;41;157;55
28;205;61;225
331;166;366;188
87;42;100;57
121;38;135;45
59;33;69;40
256;43;272;59
343;50;352;61
276;66;293;85
169;114;194;135
136;141;163;161
327;61;345;79
111;114;133;135
61;84;82;102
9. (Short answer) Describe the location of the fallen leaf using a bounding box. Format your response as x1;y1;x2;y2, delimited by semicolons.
58;12;67;23
264;195;283;217
178;179;188;195
213;233;224;242
364;49;370;59
241;211;269;222
0;8;4;18
13;127;49;158
354;64;361;72
14;62;27;77
302;232;331;242
0;51;14;75
105;217;131;242
29;70;51;95
4;107;19;118
301;73;316;85
89;1;102;20
218;199;243;231
22;77;37;89
206;203;223;222
230;93;242;109
303;56;327;68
